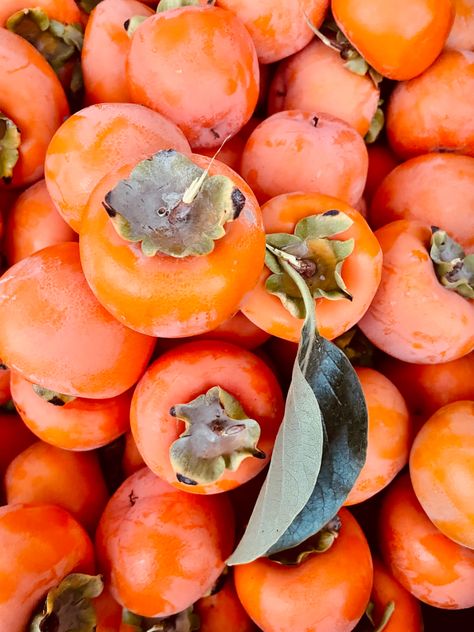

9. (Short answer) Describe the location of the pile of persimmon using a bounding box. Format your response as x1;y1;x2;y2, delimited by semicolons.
0;1;473;631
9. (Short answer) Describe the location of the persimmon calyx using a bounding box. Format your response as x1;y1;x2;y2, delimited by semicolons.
103;150;245;258
0;113;20;183
123;607;200;632
270;515;342;565
157;0;216;12
334;327;375;367
169;386;265;486
430;228;474;299
78;1;101;13
6;9;84;73
265;211;355;318
124;15;148;37
364;600;396;632
29;574;103;632
32;384;76;407
365;100;385;144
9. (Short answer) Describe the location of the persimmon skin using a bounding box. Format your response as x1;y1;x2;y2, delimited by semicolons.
5;441;109;532
44;103;190;232
332;0;454;81
241;111;368;206
122;431;145;478
80;155;265;338
241;193;382;342
0;243;155;398
358;220;474;364
96;467;235;617
0;29;69;188
345;367;411;505
379;474;474;609
0;412;35;480
0;0;81;25
131;340;284;494
234;508;373;632
10;370;132;451
216;0;329;64
387;50;474;160
364;144;400;205
446;0;474;50
195;133;246;173
82;0;154;105
195;574;257;632
370;153;474;252
94;586;123;632
127;6;259;148
4;179;76;265
268;40;380;137
410;401;474;549
0;504;94;632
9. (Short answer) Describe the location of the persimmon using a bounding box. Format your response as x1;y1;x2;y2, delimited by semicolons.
234;508;373;632
345;367;410;505
446;0;474;50
0;28;68;188
387;50;474;159
122;431;144;478
0;411;35;480
0;0;81;25
364;144;399;205
0;503;95;632
131;340;284;494
5;441;109;532
358;220;474;363
241;192;382;342
216;0;329;64
195;133;246;173
370;153;474;252
240;111;368;206
10;370;132;451
44;102;191;232
96;467;235;617
127;4;259;148
268;40;380;137
332;0;454;80
0;242;155;398
82;0;154;104
410;400;474;550
379;474;474;609
4;179;76;265
95;586;123;632
80;152;265;337
195;573;257;631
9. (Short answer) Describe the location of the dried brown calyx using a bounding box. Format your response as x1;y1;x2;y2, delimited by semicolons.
269;515;342;565
0;113;20;183
103;150;245;258
122;607;200;632
430;227;474;299
169;386;265;486
32;384;76;407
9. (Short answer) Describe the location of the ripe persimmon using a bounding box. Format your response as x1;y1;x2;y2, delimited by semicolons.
195;133;246;174
122;431;145;478
96;467;235;617
446;0;474;50
195;573;257;631
95;586;123;632
0;411;35;481
0;363;11;406
241;111;368;206
364;144;400;205
131;340;284;494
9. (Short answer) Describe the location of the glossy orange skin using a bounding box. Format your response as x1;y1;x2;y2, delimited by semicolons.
446;0;474;50
0;412;35;480
359;220;474;363
0;29;68;188
0;364;11;406
364;144;400;205
0;0;81;24
345;367;411;505
410;401;474;549
10;370;132;451
0;243;155;398
96;467;235;617
387;50;474;160
80;155;265;338
332;0;454;81
241;193;382;342
0;504;94;632
4;179;76;265
235;508;373;632
122;431;145;478
5;441;109;532
370;153;474;252
82;0;154;105
195;575;257;631
370;558;423;632
379;474;474;609
131;340;284;494
241;111;368;206
127;6;259;148
216;0;329;64
268;40;380;136
44;103;190;231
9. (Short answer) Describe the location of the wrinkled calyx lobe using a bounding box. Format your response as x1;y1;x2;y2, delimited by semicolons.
270;515;342;566
123;607;199;632
430;227;474;299
169;386;265;486
0;113;20;182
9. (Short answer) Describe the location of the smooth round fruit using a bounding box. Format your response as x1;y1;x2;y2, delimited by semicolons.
195;573;257;631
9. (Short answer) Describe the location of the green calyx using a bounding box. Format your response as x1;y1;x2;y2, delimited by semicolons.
169;386;265;486
7;9;84;74
157;0;215;12
32;384;76;407
270;515;342;566
265;210;355;318
124;15;148;37
365;100;385;144
0;113;20;183
123;607;200;632
430;228;474;299
364;601;396;632
103;149;245;258
29;574;103;632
